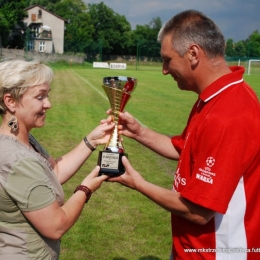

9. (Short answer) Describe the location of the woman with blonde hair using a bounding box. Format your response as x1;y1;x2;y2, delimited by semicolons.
0;60;113;259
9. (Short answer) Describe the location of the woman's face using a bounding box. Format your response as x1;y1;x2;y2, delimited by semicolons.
15;83;51;132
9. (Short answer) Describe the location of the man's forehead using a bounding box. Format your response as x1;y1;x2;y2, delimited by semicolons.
160;35;173;55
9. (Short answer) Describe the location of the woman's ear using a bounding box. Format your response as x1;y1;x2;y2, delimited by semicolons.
3;93;16;112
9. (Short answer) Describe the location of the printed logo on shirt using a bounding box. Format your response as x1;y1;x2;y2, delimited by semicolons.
206;157;215;167
174;168;186;190
196;157;216;184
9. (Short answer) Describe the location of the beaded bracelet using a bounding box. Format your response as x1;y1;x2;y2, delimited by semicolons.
74;185;92;203
83;137;96;152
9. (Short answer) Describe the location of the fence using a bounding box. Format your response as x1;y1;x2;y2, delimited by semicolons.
0;48;84;64
1;47;259;74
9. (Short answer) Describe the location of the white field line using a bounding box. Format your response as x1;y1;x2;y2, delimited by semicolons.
72;70;108;100
72;70;147;128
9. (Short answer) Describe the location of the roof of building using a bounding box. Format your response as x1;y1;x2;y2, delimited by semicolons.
24;4;67;22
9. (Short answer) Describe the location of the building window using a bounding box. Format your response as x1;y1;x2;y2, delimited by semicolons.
31;14;36;22
30;27;39;38
27;41;34;51
38;10;42;22
39;41;46;52
38;9;42;18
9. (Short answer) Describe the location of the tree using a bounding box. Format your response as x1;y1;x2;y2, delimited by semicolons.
53;0;93;53
246;30;260;58
87;2;132;57
225;39;235;57
233;41;247;57
2;0;258;59
132;17;162;58
28;0;59;12
0;0;27;48
149;16;162;30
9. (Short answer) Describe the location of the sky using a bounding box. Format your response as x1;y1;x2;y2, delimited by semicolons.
84;0;260;42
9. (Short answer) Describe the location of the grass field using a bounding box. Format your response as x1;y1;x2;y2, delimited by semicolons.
29;63;259;260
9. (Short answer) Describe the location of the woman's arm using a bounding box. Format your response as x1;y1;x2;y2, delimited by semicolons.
49;120;114;184
23;166;108;239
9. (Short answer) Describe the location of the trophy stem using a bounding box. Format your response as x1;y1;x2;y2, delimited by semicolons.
102;85;131;153
104;121;124;153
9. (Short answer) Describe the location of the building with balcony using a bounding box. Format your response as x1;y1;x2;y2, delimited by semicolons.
23;5;66;54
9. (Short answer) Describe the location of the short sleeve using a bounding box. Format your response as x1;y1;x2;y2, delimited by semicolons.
5;156;56;211
180;109;254;213
171;134;184;154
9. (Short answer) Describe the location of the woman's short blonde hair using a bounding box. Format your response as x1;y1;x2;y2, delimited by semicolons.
0;60;54;115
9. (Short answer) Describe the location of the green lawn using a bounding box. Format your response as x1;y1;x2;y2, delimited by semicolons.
28;63;259;260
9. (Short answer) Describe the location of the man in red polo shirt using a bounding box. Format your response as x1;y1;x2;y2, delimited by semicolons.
108;10;260;260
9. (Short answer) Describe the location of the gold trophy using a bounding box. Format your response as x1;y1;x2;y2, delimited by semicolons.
98;76;137;176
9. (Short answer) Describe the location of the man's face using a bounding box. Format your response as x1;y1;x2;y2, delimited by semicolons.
160;34;193;91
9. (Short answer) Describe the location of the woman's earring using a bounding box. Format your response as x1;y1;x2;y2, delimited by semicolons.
8;115;19;132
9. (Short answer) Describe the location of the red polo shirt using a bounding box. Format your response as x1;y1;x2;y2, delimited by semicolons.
171;66;260;259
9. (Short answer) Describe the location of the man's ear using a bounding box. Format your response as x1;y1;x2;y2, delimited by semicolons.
188;44;200;66
3;93;16;112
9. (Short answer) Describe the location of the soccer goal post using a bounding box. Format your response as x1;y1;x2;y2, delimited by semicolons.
247;59;260;75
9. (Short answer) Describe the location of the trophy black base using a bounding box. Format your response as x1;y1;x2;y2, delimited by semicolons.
98;150;127;176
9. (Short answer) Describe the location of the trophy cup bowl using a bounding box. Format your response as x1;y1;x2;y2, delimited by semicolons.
98;76;137;176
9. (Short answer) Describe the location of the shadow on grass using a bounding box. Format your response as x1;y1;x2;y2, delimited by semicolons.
113;256;162;260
